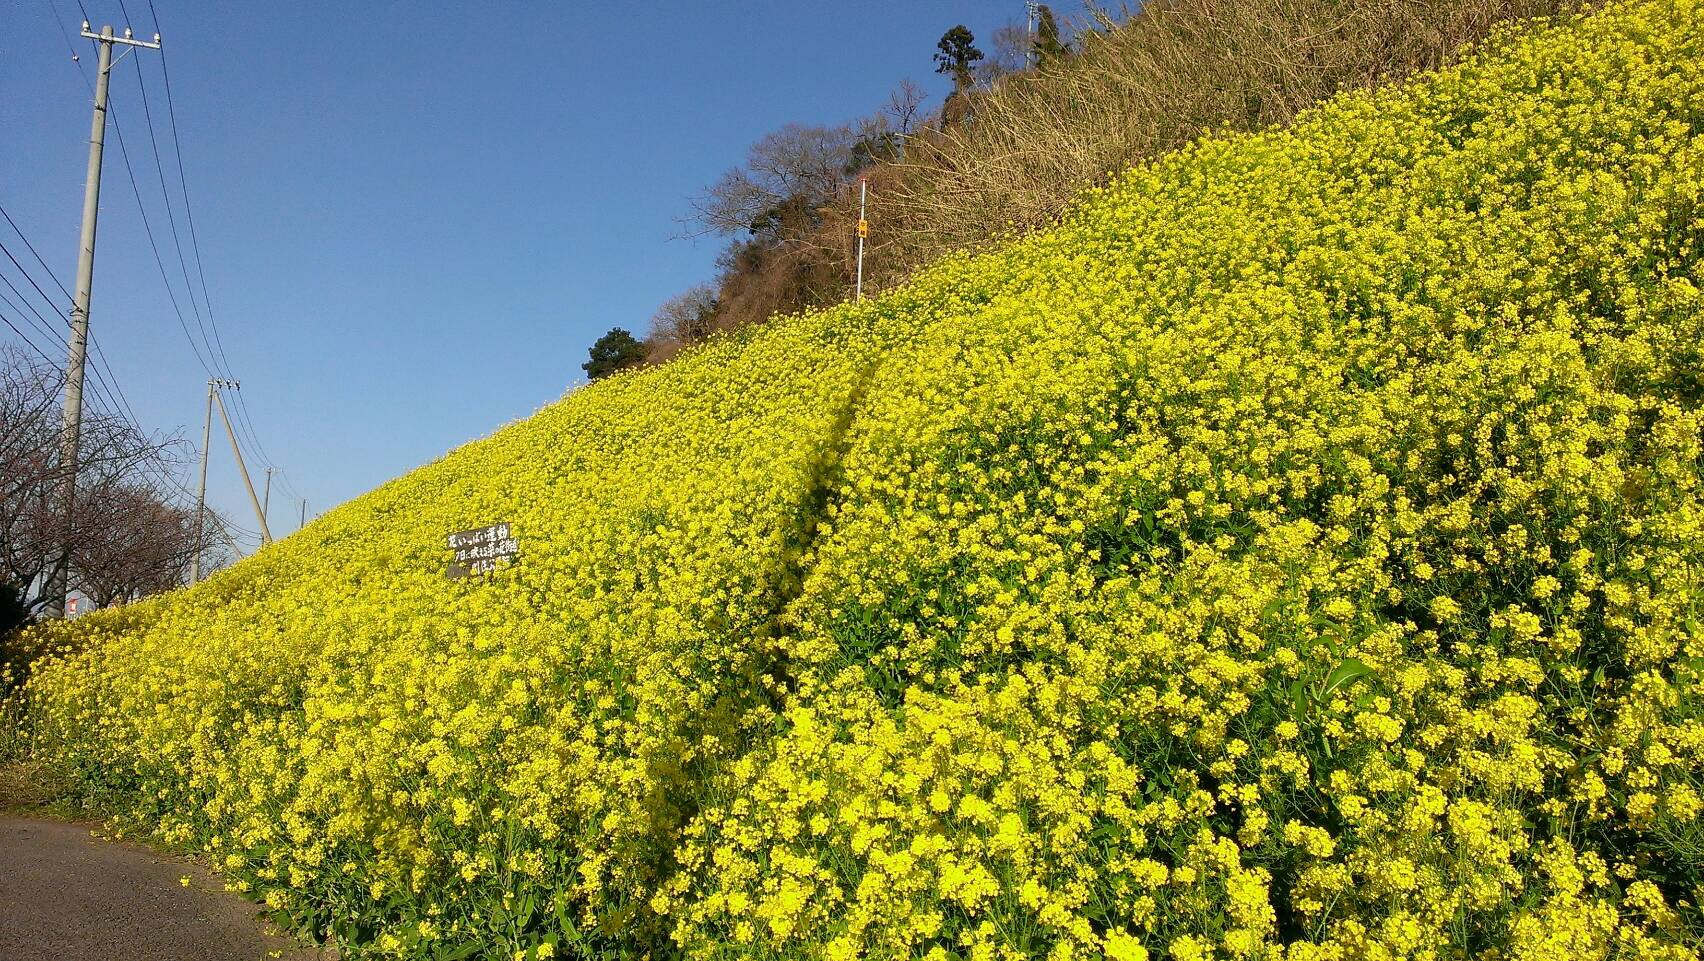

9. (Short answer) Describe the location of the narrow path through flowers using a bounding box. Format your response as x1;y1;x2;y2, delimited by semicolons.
0;814;326;961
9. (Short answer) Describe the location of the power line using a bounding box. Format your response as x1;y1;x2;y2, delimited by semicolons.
46;1;298;531
0;331;136;472
0;313;133;478
2;194;207;522
0;282;56;339
34;5;265;560
0;266;66;350
105;96;216;377
0;204;74;301
0;306;60;367
229;392;275;463
145;0;234;377
89;337;145;436
274;465;304;502
57;6;217;382
1;191;161;456
0;237;66;316
0;273;58;338
110;1;283;486
121;3;226;380
139;0;277;473
46;0;93;87
0;276;142;484
0;319;145;505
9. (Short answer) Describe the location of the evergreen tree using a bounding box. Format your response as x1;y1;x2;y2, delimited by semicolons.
583;328;647;380
934;26;984;92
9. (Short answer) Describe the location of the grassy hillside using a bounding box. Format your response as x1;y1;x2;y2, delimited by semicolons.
866;0;1578;275
695;0;1582;343
14;1;1704;958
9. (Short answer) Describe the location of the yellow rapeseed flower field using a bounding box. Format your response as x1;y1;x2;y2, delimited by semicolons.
11;1;1704;958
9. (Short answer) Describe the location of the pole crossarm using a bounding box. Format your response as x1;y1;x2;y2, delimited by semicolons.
80;23;162;50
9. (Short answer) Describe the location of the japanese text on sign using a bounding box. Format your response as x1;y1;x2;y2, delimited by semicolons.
447;522;518;578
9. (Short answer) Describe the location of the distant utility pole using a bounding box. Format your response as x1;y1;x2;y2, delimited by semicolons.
299;499;307;528
1027;2;1039;68
191;380;215;583
211;381;272;546
189;379;273;584
46;22;161;618
855;176;869;302
262;467;275;524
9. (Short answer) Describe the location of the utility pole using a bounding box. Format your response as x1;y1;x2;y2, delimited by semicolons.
299;499;307;528
211;381;272;545
262;467;274;524
46;22;161;618
1027;1;1040;69
190;380;214;583
855;176;869;302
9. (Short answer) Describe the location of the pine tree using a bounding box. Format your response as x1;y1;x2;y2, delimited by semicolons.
583;328;647;380
934;26;983;93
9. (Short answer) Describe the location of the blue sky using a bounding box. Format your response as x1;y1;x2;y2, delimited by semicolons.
2;0;1025;552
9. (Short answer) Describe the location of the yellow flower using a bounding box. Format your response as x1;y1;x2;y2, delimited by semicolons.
15;3;1704;959
1103;932;1149;961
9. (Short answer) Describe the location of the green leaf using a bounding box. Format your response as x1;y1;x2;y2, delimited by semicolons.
1321;658;1375;702
439;941;485;961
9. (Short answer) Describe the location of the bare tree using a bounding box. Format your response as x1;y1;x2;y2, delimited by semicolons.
686;123;864;242
72;484;225;608
0;345;222;615
980;22;1032;82
883;79;929;137
648;285;721;349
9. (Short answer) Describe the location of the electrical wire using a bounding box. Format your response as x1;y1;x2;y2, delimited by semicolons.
0;307;60;367
0;262;63;340
136;0;287;486
43;0;300;535
0;237;66;314
145;0;234;376
2;197;201;517
0;203;74;301
121;0;226;380
105;97;215;377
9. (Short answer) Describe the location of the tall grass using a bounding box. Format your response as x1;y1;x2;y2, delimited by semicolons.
738;0;1585;323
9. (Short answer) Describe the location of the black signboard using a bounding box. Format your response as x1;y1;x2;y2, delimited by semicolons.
447;522;518;578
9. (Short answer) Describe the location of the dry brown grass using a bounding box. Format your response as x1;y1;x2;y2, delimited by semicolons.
668;0;1581;353
862;0;1579;286
0;758;70;809
727;0;1580;334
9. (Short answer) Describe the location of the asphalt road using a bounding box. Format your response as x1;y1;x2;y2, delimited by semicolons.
0;814;327;961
